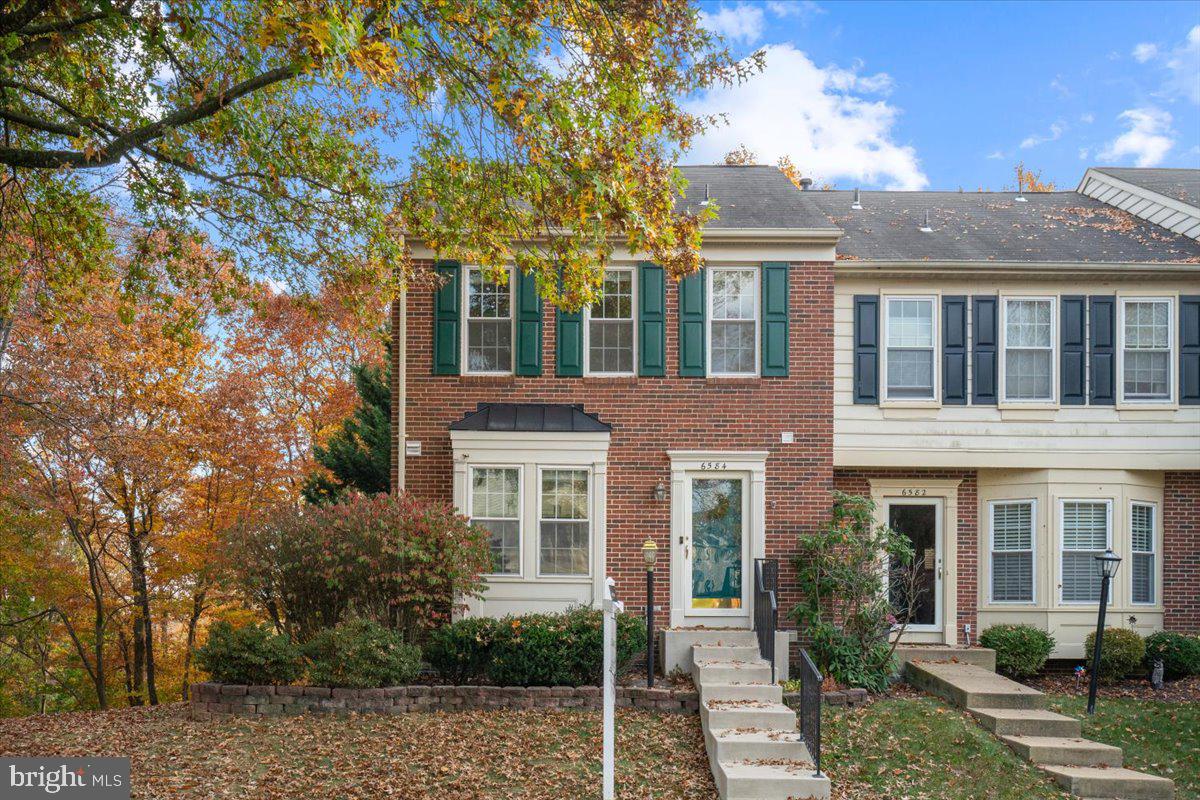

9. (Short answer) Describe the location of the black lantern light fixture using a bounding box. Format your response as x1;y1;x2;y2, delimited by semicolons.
1086;548;1122;715
642;539;658;689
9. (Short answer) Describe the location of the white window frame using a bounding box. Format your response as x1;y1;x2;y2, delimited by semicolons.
706;266;760;377
881;295;939;402
462;266;514;375
1129;500;1158;606
536;466;593;579
1057;498;1113;606
1000;296;1058;404
468;464;524;578
1118;296;1174;405
988;498;1037;605
583;266;637;377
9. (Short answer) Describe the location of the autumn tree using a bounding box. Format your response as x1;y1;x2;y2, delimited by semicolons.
1014;162;1057;192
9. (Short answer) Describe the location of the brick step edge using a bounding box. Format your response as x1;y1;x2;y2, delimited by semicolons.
189;683;700;719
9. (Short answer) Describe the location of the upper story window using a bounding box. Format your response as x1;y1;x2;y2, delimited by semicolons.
708;267;758;376
470;466;521;575
884;297;936;399
538;468;591;576
990;500;1035;603
587;268;635;375
1130;502;1156;605
1120;298;1172;402
1002;298;1055;402
1060;499;1110;603
466;267;512;374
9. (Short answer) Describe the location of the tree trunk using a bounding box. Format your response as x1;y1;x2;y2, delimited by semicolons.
118;628;135;707
128;532;158;705
181;588;207;701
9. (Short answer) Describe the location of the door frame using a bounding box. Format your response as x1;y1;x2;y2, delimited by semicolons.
883;496;944;633
668;450;768;628
869;478;962;646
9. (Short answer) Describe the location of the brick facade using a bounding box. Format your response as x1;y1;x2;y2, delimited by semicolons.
398;260;834;627
1164;471;1200;634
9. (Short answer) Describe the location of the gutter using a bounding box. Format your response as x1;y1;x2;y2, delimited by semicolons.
834;259;1200;277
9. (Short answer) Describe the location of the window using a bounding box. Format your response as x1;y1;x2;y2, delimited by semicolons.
708;267;758;375
539;469;590;575
1131;502;1156;605
587;268;634;374
1003;298;1054;401
885;297;936;399
470;467;521;574
991;501;1035;603
1060;500;1110;603
466;267;512;373
1121;298;1172;402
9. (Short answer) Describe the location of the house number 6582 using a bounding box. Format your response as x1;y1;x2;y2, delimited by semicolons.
901;488;927;496
700;462;728;470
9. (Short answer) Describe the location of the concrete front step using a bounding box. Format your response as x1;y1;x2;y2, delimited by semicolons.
701;700;797;732
662;628;758;674
700;682;783;703
694;660;773;686
1039;765;1175;799
716;759;830;800
894;645;997;673
1001;735;1123;767
905;661;1045;710
707;728;808;762
693;644;764;663
968;707;1082;738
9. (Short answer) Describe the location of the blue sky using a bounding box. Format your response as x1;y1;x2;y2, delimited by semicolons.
687;0;1200;190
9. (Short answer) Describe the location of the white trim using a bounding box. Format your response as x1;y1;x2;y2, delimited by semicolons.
1117;296;1175;406
583;266;637;377
462;265;515;376
1129;500;1158;607
468;464;524;579
987;498;1037;605
1000;295;1058;405
883;497;944;634
1057;497;1113;606
706;266;761;377
881;294;939;403
535;465;593;579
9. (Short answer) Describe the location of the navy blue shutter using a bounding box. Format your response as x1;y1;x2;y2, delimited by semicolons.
942;295;967;405
760;262;789;377
678;269;706;377
852;295;879;404
638;262;665;377
1089;296;1115;405
1181;296;1200;405
1060;296;1086;405
972;296;998;404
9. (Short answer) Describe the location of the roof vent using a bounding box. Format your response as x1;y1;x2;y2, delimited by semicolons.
1014;191;1027;203
918;210;933;233
1015;174;1027;203
699;183;711;207
799;177;813;191
851;188;863;210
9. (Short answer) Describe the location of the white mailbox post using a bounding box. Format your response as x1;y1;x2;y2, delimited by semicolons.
602;576;623;800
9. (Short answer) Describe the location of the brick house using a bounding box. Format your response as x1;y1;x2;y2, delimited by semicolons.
393;165;1200;661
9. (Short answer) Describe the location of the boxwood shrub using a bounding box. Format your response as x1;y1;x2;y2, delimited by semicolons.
425;616;500;684
1084;627;1145;682
195;621;303;686
303;617;422;688
1143;631;1200;679
978;624;1055;678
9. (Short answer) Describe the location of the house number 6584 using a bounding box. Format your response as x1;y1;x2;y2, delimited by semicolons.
699;462;728;470
901;488;927;496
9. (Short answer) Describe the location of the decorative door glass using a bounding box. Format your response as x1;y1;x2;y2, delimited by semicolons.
691;478;743;609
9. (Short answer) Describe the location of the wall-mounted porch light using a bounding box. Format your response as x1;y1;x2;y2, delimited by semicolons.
654;481;667;502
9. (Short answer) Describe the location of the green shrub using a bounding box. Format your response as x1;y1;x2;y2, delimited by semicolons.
303;618;422;688
1143;631;1200;679
425;616;500;684
979;624;1056;678
1084;627;1145;682
195;621;303;686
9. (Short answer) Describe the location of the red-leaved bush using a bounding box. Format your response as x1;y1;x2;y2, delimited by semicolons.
229;492;491;642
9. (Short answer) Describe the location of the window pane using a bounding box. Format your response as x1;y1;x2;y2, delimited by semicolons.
1062;502;1108;550
595;270;633;319
712;320;755;373
712;270;755;320
588;320;633;373
468;320;512;372
1006;300;1051;347
539;469;588;575
483;520;520;574
1005;350;1052;399
539;521;589;575
541;469;588;520
471;467;520;575
1131;504;1154;552
887;350;934;397
468;269;510;318
1123;351;1169;399
1124;301;1169;349
1132;552;1154;604
887;299;933;347
993;552;1033;603
1062;551;1102;602
993;502;1033;551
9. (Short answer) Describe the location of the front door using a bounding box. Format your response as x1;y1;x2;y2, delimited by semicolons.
887;500;942;632
684;474;749;616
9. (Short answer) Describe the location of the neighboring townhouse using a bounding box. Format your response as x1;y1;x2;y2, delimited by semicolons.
394;165;1200;663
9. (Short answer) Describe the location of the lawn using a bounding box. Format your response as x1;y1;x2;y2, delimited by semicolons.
1049;694;1199;800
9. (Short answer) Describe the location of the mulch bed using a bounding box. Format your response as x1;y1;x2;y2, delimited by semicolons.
1024;673;1200;703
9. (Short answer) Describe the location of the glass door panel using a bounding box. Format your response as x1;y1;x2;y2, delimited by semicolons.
691;478;744;609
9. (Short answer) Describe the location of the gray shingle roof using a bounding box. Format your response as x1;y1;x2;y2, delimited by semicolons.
1092;167;1200;209
805;190;1200;263
677;165;837;231
449;403;611;433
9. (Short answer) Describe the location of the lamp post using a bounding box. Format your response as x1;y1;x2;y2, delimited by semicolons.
642;539;658;689
1087;548;1122;715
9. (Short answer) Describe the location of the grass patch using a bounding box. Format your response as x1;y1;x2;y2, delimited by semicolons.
1049;694;1199;799
822;694;1070;800
0;704;715;799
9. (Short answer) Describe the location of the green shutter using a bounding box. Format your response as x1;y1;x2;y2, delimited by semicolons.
678;268;705;377
556;307;583;377
433;260;460;375
760;262;789;377
514;269;543;376
638;262;665;376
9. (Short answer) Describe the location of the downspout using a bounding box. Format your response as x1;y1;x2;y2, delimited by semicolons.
391;287;407;493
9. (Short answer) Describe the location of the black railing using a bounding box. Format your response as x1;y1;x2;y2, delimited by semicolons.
798;648;823;777
752;558;778;683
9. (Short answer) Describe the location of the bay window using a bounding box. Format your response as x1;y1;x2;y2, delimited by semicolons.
708;267;758;375
538;469;591;576
470;467;521;575
1130;502;1156;605
990;500;1035;603
885;297;936;399
1121;298;1172;402
466;267;512;373
1060;500;1110;603
1003;298;1055;402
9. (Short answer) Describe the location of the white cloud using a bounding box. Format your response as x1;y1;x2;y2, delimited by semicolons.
1079;113;1095;124
1132;42;1159;63
1049;75;1071;97
1019;120;1066;149
683;44;927;189
1099;107;1174;166
1078;147;1090;160
699;3;766;45
986;150;1005;160
766;1;824;20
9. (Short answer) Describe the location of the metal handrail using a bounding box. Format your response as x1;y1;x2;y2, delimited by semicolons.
798;647;823;778
752;558;778;683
